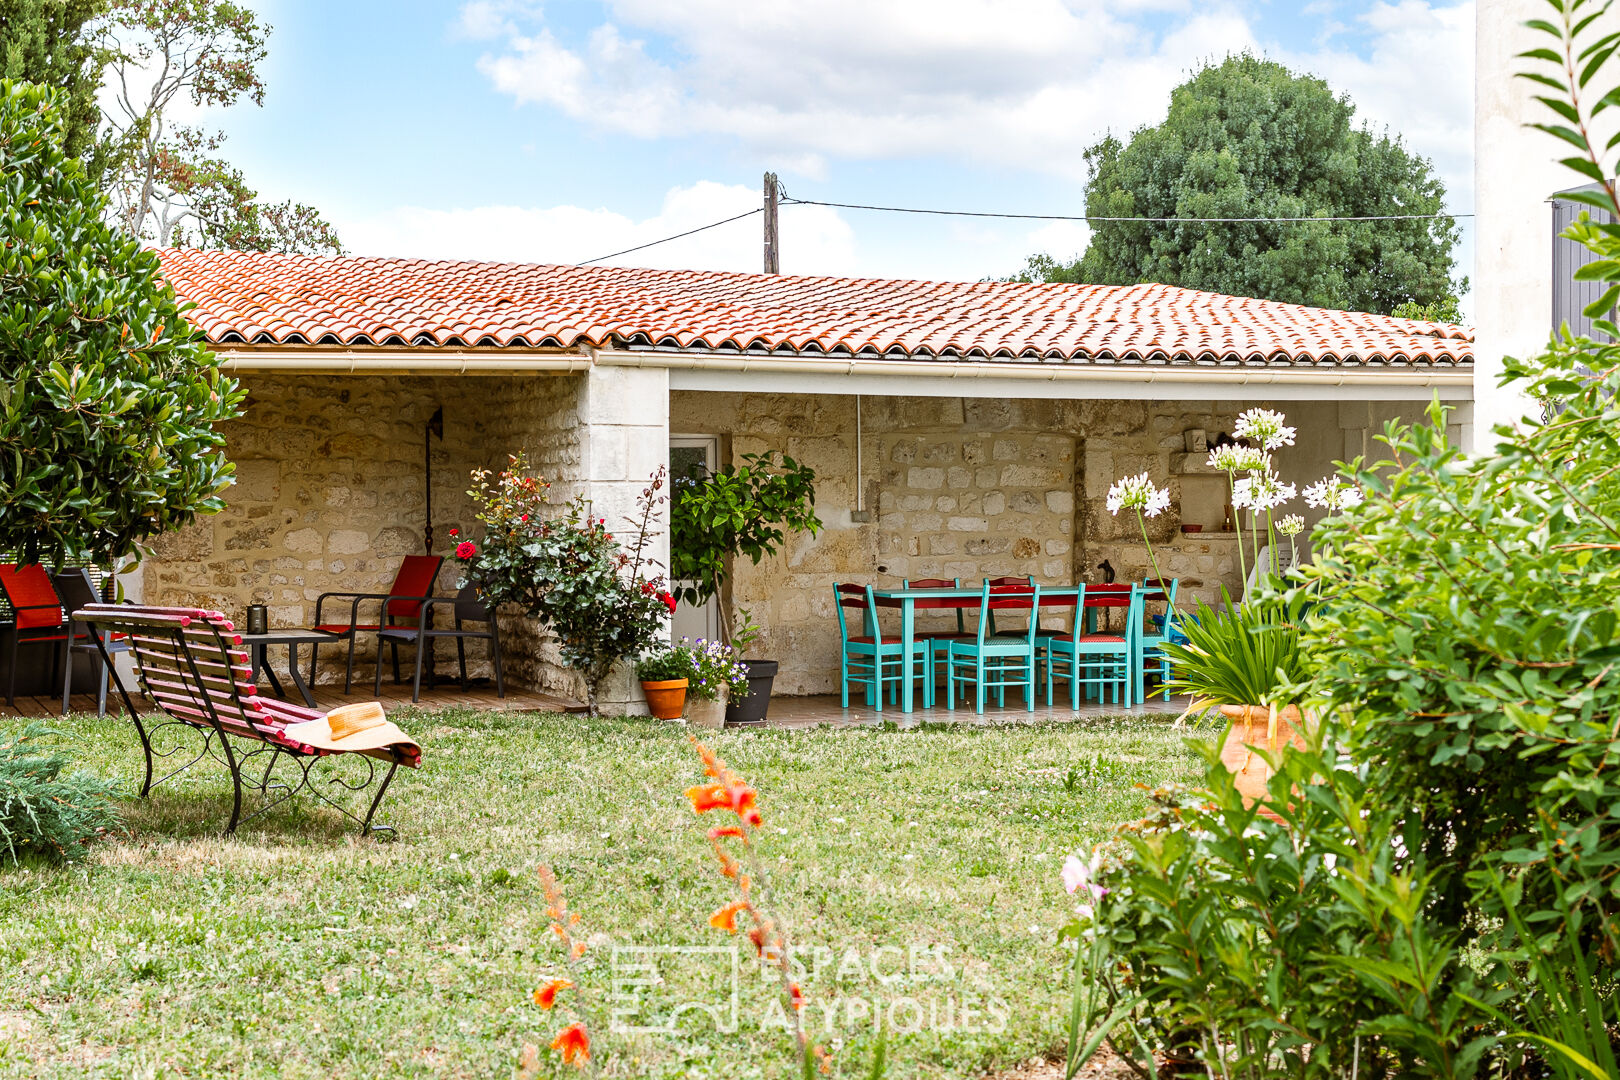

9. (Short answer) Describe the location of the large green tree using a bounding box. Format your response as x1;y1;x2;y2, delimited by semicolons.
1014;55;1462;315
0;78;242;567
0;0;103;163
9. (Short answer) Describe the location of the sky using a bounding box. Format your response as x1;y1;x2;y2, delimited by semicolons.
206;0;1474;306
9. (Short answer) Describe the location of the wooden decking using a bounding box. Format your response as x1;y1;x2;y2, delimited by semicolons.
2;681;584;719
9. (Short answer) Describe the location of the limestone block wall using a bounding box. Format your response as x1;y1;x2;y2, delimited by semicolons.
142;372;586;692
668;389;1465;696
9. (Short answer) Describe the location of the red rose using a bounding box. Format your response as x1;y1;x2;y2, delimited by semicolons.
455;541;477;559
659;591;677;614
448;528;459;537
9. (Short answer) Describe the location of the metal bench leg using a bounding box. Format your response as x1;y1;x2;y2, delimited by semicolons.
361;759;401;838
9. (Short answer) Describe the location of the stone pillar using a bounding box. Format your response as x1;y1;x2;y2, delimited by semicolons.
578;365;671;715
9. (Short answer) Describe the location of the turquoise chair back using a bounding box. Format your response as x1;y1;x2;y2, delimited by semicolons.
833;583;880;646
971;580;1040;646
905;577;964;633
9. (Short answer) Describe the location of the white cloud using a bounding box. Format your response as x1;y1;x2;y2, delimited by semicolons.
335;180;860;274
470;0;1259;179
1287;1;1474;211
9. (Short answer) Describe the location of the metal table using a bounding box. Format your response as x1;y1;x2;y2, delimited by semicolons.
867;584;1160;713
237;628;339;708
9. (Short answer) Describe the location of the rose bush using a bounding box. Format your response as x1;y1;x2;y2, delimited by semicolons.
455;456;674;712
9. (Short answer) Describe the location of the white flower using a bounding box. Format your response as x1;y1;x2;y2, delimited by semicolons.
1302;476;1365;512
1206;444;1270;474
1233;408;1297;451
1106;472;1170;517
1232;472;1295;512
1278;514;1305;537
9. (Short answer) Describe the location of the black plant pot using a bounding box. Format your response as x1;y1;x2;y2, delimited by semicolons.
724;659;778;725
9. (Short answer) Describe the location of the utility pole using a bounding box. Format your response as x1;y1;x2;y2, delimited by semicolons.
762;171;780;274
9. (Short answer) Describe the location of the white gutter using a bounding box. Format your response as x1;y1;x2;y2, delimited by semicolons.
210;343;1471;395
588;347;1471;389
213;347;591;374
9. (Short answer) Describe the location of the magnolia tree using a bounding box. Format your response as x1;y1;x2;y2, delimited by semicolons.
0;79;242;568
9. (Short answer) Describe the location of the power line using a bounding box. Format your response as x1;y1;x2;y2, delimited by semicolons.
575;208;762;266
780;194;1472;224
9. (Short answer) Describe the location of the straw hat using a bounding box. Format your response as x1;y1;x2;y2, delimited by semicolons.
283;701;419;754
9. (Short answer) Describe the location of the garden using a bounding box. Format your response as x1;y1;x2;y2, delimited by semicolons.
4;5;1620;1079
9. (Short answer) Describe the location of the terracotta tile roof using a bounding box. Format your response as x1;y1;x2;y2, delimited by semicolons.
154;248;1473;366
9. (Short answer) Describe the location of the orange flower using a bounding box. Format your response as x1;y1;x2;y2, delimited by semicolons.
686;783;731;813
789;981;805;1012
549;1022;590;1065
708;900;748;932
708;825;745;840
571;941;587;959
712;844;740;879
748;923;772;955
532;978;574;1009
550;923;568;943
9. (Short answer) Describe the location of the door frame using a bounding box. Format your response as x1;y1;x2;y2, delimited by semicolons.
669;434;721;644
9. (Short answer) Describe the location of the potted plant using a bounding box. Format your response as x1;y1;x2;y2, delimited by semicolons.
723;610;774;726
679;637;750;730
455;457;676;715
670;450;820;721
1106;407;1358;766
635;648;691;720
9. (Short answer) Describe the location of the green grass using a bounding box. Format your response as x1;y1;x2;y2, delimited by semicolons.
0;709;1198;1078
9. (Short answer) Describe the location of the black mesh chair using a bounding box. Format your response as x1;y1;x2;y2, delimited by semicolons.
55;568;128;716
373;586;505;703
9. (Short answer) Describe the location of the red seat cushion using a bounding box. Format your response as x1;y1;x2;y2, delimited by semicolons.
1047;633;1126;643
0;564;63;629
314;623;382;634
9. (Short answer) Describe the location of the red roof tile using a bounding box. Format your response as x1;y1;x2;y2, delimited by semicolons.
154;248;1472;366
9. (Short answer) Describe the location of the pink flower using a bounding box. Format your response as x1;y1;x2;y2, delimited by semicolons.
1061;855;1090;895
455;540;477;559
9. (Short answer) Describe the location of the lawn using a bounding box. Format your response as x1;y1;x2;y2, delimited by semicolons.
0;709;1199;1079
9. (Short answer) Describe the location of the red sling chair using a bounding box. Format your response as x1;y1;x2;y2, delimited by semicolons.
308;555;444;694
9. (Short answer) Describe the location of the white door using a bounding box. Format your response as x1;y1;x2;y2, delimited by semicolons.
669;435;721;644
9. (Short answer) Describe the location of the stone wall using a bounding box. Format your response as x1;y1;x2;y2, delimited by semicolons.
142;373;586;692
668;390;1461;696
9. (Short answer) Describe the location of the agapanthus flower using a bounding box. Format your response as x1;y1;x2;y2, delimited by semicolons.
1278;514;1305;537
1061;853;1108;902
1232;472;1296;512
1302;476;1364;511
1206;444;1270;474
1106;472;1171;518
1233;407;1297;451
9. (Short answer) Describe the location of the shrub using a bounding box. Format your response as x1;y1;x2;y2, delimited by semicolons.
0;79;242;568
669;450;820;643
457;456;675;712
0;724;123;864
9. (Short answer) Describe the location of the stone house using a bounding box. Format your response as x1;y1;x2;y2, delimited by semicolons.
143;248;1474;711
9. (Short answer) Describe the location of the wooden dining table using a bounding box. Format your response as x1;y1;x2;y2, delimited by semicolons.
867;583;1160;713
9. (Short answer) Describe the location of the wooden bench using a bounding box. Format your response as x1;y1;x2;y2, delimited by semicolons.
74;603;421;837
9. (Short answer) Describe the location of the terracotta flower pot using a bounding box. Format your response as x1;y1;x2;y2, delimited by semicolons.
641;679;689;720
1218;703;1306;812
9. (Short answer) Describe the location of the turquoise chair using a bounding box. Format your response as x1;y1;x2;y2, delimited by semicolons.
1041;584;1140;710
904;577;972;683
986;574;1034;637
944;581;1041;713
1138;577;1180;701
833;583;933;710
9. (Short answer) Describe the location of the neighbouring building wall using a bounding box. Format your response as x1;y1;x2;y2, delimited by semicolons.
1474;1;1615;439
670;390;1436;697
142;372;587;693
